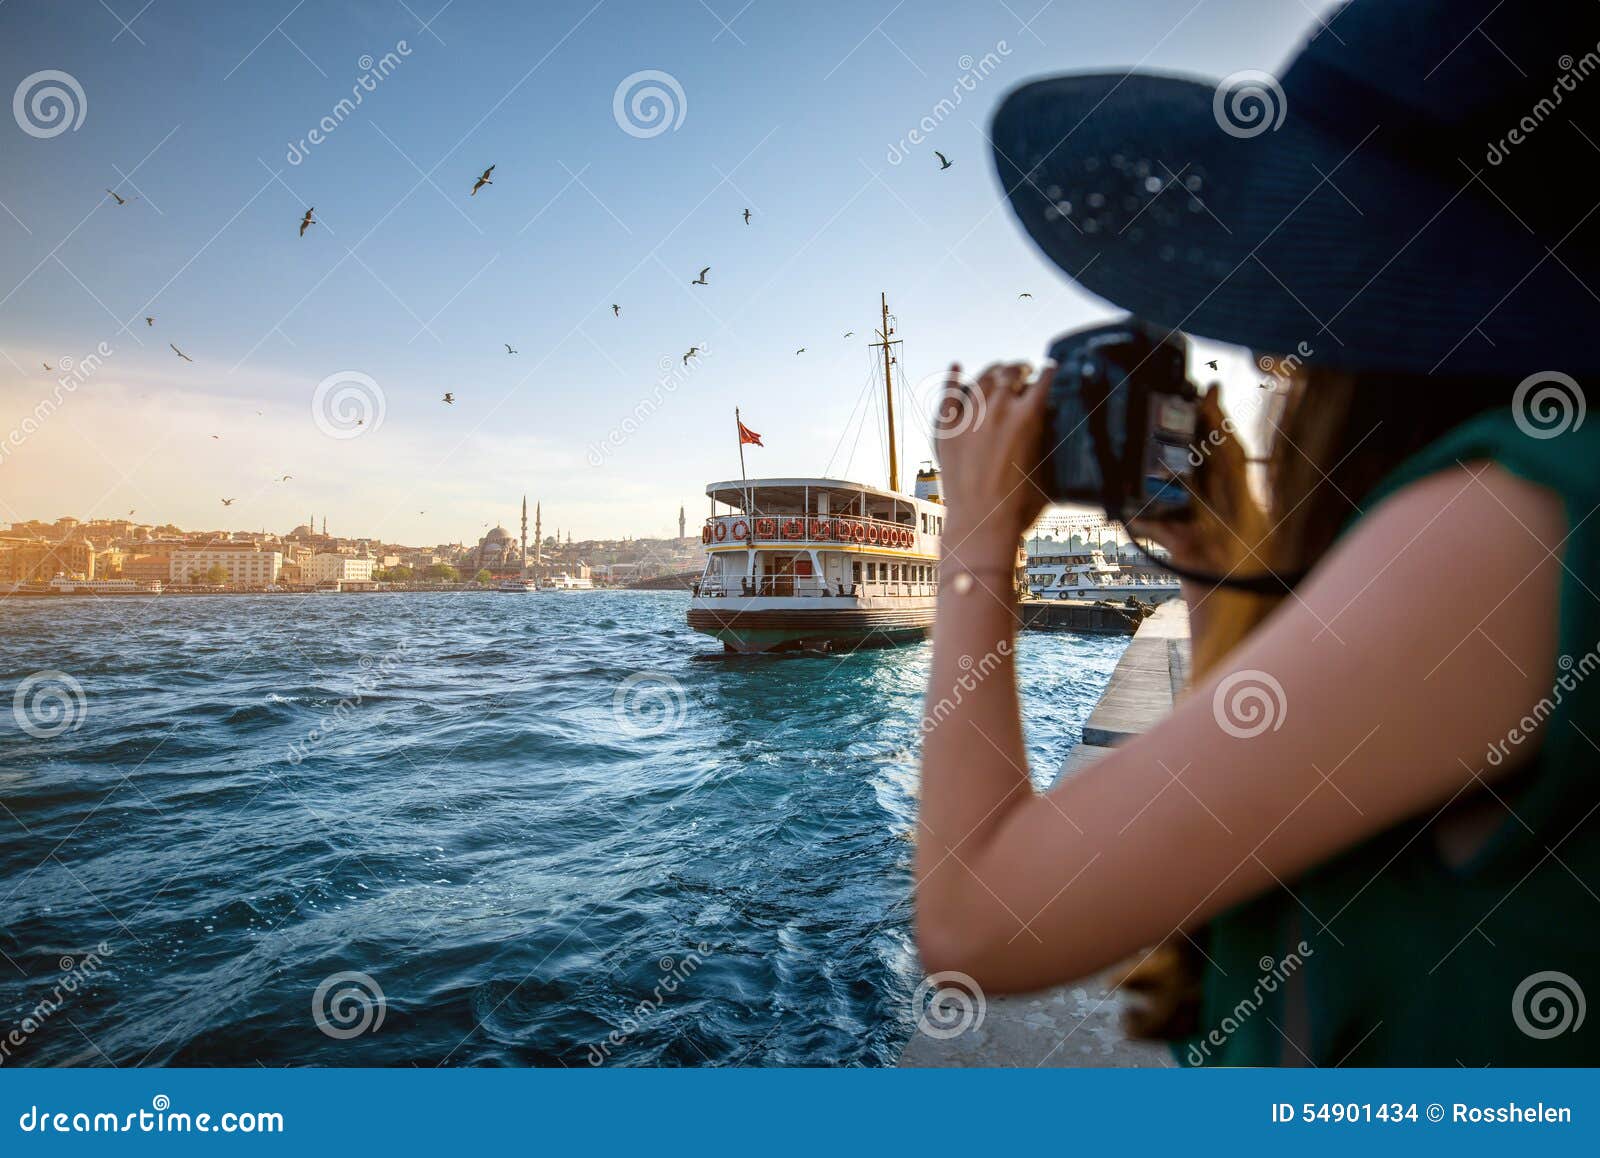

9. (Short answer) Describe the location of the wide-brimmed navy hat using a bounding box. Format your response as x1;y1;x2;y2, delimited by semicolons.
992;0;1600;376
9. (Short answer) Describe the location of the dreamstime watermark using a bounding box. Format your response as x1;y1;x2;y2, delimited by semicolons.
13;69;86;139
915;367;988;443
918;641;1013;740
311;370;386;439
1511;371;1585;440
1184;942;1313;1065
587;348;710;466
311;970;386;1039
286;42;412;164
0;342;114;468
1486;45;1600;165
612;70;686;138
885;42;1012;165
1212;70;1287;139
1512;970;1586;1039
585;945;708;1064
0;943;114;1066
12;670;88;739
913;970;986;1039
1211;668;1287;739
1485;644;1600;767
1186;344;1310;468
285;641;411;765
612;671;687;737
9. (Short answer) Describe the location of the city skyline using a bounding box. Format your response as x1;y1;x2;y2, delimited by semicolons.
0;1;1316;540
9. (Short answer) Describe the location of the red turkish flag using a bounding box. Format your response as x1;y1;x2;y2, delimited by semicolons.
737;420;763;447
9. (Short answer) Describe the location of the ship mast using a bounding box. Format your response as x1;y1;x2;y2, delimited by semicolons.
869;292;902;492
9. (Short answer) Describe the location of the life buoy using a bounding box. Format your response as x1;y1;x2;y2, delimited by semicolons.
731;519;749;541
866;522;880;545
808;518;827;540
781;518;802;540
714;522;727;542
831;518;849;540
701;525;712;544
754;517;777;538
852;521;866;543
903;529;915;548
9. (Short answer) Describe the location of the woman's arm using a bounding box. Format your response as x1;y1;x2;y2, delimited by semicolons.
917;378;1565;992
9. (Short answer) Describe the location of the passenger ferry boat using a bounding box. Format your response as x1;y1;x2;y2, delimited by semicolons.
544;572;595;591
688;295;949;654
495;577;539;593
1027;547;1181;603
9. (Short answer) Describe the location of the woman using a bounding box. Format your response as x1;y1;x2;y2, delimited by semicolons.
916;0;1600;1065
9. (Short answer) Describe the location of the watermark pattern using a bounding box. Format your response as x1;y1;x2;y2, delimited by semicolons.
0;341;114;468
585;946;708;1065
1486;44;1600;165
913;970;986;1039
13;69;87;139
918;641;1013;740
1512;970;1586;1039
311;970;386;1039
0;943;114;1066
286;42;412;164
311;370;386;439
1212;70;1287;139
12;670;88;739
1511;371;1585;440
885;42;1012;165
612;70;686;139
1211;668;1287;739
587;349;710;466
1184;942;1313;1065
1486;647;1599;767
612;671;687;737
286;641;411;765
917;367;988;442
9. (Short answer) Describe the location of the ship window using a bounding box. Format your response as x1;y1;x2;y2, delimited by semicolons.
852;562;861;583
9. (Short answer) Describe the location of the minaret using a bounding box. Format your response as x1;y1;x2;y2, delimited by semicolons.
678;505;686;540
520;496;528;577
535;503;542;565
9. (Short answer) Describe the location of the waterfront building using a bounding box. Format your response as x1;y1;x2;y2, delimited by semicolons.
170;543;284;587
0;536;96;583
306;553;376;585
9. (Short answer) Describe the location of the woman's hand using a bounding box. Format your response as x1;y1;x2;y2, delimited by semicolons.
1126;387;1264;578
935;360;1055;562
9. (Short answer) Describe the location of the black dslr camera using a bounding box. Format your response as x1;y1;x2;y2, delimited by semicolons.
1035;318;1200;523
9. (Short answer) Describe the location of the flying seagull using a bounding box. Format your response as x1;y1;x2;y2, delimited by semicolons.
743;208;751;225
127;509;135;516
1205;359;1219;371
795;347;805;355
843;331;853;338
170;343;193;362
935;151;952;170
471;164;494;196
691;266;709;285
299;208;315;237
505;343;517;354
276;474;293;482
442;392;454;404
1017;292;1032;299
210;434;220;440
682;347;700;365
106;188;126;205
612;303;620;317
145;316;154;326
42;362;52;371
220;498;235;506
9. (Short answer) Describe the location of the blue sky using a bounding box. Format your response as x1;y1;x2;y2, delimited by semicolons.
0;0;1324;543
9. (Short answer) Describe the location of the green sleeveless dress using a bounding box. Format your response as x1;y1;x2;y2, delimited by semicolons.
1180;409;1600;1066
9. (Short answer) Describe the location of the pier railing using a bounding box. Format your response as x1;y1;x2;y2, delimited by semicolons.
701;514;925;552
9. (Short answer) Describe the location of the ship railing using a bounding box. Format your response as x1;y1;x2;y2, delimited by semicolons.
700;513;923;551
692;576;940;599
